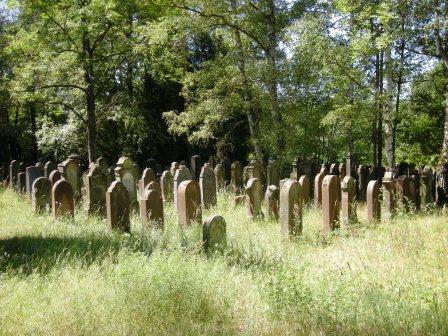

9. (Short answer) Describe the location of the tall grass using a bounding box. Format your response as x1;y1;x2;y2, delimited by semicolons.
0;186;447;335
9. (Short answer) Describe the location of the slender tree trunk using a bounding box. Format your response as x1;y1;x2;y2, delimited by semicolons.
384;46;394;170
377;51;384;169
29;101;38;163
393;37;405;157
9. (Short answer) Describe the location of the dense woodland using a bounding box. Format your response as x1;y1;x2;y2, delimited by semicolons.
0;0;447;171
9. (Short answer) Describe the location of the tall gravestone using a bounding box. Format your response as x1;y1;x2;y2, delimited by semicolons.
245;178;263;220
114;156;139;208
190;155;202;181
141;188;164;228
44;161;57;178
382;174;395;220
199;163;217;209
396;175;410;211
173;165;193;209
178;180;202;227
279;179;302;236
420;166;434;208
59;157;81;201
9;160;19;189
161;170;173;202
32;177;52;213
231;161;243;194
299;175;310;205
26;166;43;199
264;185;279;220
314;167;328;206
203;215;226;253
17;172;26;193
322;175;340;234
214;163;226;191
106;181;130;233
341;175;356;226
367;180;381;221
84;164;108;216
51;179;74;219
267;159;280;187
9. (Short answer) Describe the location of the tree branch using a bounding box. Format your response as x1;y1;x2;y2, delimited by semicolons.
91;21;113;52
40;84;87;93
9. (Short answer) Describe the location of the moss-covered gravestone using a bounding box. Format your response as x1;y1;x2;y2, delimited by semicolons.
177;180;202;227
52;179;74;219
161;170;173;202
267;159;280;187
203;215;226;253
58;157;81;201
114;156;139;208
32;177;52;213
214;164;226;191
106;181;130;233
231;161;243;194
200;163;217;209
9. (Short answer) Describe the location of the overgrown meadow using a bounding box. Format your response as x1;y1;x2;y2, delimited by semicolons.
0;186;447;335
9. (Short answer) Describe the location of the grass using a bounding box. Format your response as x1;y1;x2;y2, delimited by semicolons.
0;186;448;335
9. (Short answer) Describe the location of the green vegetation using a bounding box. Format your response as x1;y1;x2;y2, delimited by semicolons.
1;187;447;335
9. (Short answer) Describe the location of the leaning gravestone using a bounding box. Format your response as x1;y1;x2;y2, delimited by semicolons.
298;175;310;205
396;175;410;211
106;181;130;233
31;177;52;213
200;163;217;209
59;157;81;201
267;159;280;187
26;166;43;199
178;180;202;227
341;175;356;226
279;179;302;236
51;179;74;219
231;161;244;194
214;164;226;191
314;167;327;206
49;170;62;185
114;156;139;207
9;160;19;189
322;175;340;235
382;174;395;220
17;172;26;193
44;161;57;178
160;170;173;202
367;180;381;221
173;165;193;209
141;188;164;228
264;185;279;220
420;166;434;208
84;164;108;216
190;155;202;181
203;215;226;253
245;178;263;220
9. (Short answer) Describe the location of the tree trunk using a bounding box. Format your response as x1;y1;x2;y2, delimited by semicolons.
377;51;384;169
384;46;394;170
393;37;405;157
29;101;38;163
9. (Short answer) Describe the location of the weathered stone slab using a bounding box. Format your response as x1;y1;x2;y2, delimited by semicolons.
17;172;26;193
299;175;310;205
84;164;108;216
203;215;226;253
322;175;340;234
32;177;52;213
420;166;434;208
51;179;74;219
245;178;263;220
341;176;356;226
200;163;217;209
44;161;57;178
141;188;164;228
396;175;410;211
279;179;302;236
58;157;81;201
214;163;226;191
96;157;110;184
267;159;280;187
382;176;395;221
367;180;381;221
329;164;340;175
9;160;19;189
114;156;139;207
146;181;161;194
264;185;279;220
173;165;192;209
138;168;156;199
161;170;173;202
314;170;327;206
106;181;130;233
409;173;420;211
170;162;179;177
49;170;62;185
339;163;346;180
190;155;202;181
178;180;202;227
231;161;243;194
26;166;43;199
357;165;369;202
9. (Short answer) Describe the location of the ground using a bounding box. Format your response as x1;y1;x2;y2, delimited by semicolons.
0;187;447;335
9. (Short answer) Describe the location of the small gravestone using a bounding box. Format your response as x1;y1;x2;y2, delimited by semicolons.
59;157;81;201
382;175;395;221
173;165;193;209
26;166;43;199
190;155;202;181
49;170;62;185
322;175;340;234
178;180;202;227
138;168;156;199
161;170;173;202
114;156;139;207
170;162;179;177
141;188;164;228
298;175;310;205
420;166;434;208
84;164;108;216
44;161;57;178
264;185;279;220
203;215;226;253
245;178;263;220
409;173;420;211
32;177;52;213
280;179;302;236
267;159;280;187
9;160;19;189
51;179;74;219
17;172;26;193
367;180;381;221
200;163;217;209
314;168;327;206
396;175;410;211
106;181;130;233
341;176;356;226
214;164;226;191
231;161;243;194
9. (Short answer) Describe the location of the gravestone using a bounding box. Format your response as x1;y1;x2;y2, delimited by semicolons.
170;162;179;179
84;164;108;216
26;166;43;199
31;177;52;213
138;168;156;199
409;173;421;211
208;156;216;169
329;164;340;175
322;175;340;234
161;170;173;202
106;181;130;232
248;160;262;180
178;180;202;227
203;215;226;253
173;165;193;209
314;168;327;206
341;176;356;226
420;166;434;208
144;158;158;174
141;188;164;228
146;181;162;194
58;157;81;201
339;163;346;180
9;160;19;189
49;170;62;185
243;165;250;187
382;175;395;221
96;157;110;184
267;159;280;187
114;156;139;207
298;175;310;205
19;162;25;173
290;158;300;181
35;162;44;169
51;179;74;219
279;179;302;236
367;180;381;221
245;178;263;220
231;161;244;194
44;161;57;178
17;172;26;193
264;185;279;220
396;175;410;211
199;163;217;209
357;165;369;202
190;155;202;181
214;163;226;191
